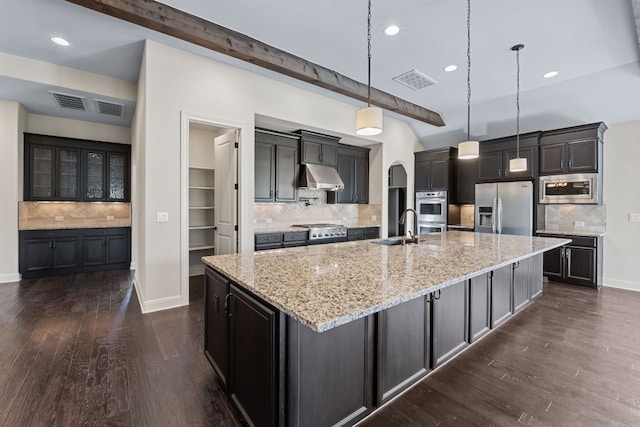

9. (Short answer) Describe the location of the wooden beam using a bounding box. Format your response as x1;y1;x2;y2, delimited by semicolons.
65;0;445;127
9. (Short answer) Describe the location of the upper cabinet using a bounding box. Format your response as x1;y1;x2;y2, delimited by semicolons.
328;146;370;204
388;164;407;188
477;132;540;183
415;147;456;193
539;122;606;175
254;129;299;203
24;134;130;202
296;130;340;167
454;157;477;205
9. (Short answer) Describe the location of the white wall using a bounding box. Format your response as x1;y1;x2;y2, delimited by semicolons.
134;40;420;310
0;101;25;282
27;114;131;144
189;127;216;169
603;120;640;291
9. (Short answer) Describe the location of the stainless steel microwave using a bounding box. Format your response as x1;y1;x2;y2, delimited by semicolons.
539;173;599;204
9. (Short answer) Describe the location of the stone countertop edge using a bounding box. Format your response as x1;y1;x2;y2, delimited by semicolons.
19;224;132;230
203;233;570;333
254;224;381;234
537;229;606;237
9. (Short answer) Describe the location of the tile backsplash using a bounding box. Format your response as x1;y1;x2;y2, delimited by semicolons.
254;190;381;229
544;204;606;233
19;201;132;230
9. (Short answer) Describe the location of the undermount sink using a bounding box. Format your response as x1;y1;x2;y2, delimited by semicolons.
373;237;418;246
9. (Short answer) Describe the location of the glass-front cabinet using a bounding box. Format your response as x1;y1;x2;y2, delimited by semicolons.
28;145;80;201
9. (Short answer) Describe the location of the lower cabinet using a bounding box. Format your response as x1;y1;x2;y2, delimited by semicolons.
512;258;531;313
376;298;430;405
19;227;131;278
539;234;602;289
431;281;469;368
491;265;513;328
529;254;544;299
204;268;230;389
469;274;491;343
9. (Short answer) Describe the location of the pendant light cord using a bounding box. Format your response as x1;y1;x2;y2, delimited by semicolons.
367;0;372;107
466;0;471;142
516;46;520;157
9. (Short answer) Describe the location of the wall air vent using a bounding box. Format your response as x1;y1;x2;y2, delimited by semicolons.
95;99;125;118
392;69;438;90
49;91;87;111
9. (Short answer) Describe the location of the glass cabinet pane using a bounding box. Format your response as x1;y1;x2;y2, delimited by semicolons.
85;152;105;199
31;147;54;198
58;149;79;199
109;154;126;200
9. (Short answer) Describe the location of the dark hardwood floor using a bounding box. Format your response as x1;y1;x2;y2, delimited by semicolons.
1;273;639;426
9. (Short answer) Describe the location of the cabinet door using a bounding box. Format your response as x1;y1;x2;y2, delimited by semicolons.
52;237;79;269
565;246;596;285
415;160;431;191
512;259;530;313
229;284;280;427
107;153;127;200
529;254;544;299
539;143;565;175
29;146;55;199
81;236;106;266
429;159;449;190
56;148;80;200
204;268;230;389
542;245;564;281
321;144;338;166
431;280;469;368
274;144;297;202
389;164;407;188
469;274;490;343
455;158;477;204
301;140;322;164
503;147;535;180
84;151;106;200
254;141;275;202
354;156;369;203
105;234;130;265
377;297;430;405
491;265;513;328
21;238;53;272
336;154;355;203
567;139;598;172
478;151;502;182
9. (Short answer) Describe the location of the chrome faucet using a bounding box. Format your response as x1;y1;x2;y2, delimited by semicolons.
399;208;419;243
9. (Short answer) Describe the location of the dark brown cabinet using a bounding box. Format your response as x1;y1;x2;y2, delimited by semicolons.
297;130;340;167
478;133;539;183
415;148;456;192
328;146;369;204
539;234;602;289
346;227;379;241
376;297;430;405
512;258;530;313
539;122;606;175
80;228;131;269
254;231;307;251
529;254;544;299
454;157;477;204
490;265;513;328
204;267;230;389
431;281;469;368
254;130;299;203
24;133;130;202
469;273;491;343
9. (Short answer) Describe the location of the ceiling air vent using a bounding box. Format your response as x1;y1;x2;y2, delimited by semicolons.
49;91;87;111
95;99;125;118
392;69;438;90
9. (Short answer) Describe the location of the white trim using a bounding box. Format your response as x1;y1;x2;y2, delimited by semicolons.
133;273;145;313
140;294;184;313
0;273;20;283
129;261;137;270
603;278;640;292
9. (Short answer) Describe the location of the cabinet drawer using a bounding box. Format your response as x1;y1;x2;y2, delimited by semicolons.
347;228;365;238
568;236;596;248
255;233;283;245
80;227;130;237
21;229;79;239
365;227;380;239
283;231;307;243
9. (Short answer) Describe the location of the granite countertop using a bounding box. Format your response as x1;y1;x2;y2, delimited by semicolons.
203;231;569;333
537;229;606;237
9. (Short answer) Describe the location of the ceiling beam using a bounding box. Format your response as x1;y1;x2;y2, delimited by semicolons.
65;0;445;127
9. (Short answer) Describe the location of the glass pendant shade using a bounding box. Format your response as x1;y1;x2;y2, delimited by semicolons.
458;140;479;159
509;157;527;172
355;106;383;136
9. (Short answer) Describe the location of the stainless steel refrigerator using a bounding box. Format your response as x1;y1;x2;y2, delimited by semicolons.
475;181;533;236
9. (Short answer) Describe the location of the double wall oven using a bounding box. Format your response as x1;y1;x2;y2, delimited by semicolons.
415;191;447;235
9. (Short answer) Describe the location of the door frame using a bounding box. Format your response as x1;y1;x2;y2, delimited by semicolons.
180;111;244;306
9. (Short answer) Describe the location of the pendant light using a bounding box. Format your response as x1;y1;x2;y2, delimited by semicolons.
356;0;383;136
509;44;527;172
458;0;479;160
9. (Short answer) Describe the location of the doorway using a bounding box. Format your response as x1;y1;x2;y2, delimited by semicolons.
388;163;408;237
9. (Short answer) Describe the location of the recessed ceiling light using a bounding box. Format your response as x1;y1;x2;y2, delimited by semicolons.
383;25;400;36
542;71;558;78
51;37;69;47
444;65;458;72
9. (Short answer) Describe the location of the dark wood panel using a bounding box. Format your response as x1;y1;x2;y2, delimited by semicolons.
204;267;230;389
431;281;469;368
490;265;513;328
512;259;530;313
469;274;490;343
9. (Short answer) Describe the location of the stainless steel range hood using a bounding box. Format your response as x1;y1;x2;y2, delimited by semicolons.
299;164;344;191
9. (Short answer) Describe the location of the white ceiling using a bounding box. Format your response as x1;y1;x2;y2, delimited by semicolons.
1;0;639;148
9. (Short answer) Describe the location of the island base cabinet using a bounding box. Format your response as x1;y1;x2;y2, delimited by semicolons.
287;316;374;427
431;280;469;368
513;258;531;313
204;267;230;389
376;298;430;405
529;254;544;299
469;274;491;343
491;265;513;328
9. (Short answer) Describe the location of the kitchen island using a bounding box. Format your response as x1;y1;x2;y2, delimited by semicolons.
201;231;569;427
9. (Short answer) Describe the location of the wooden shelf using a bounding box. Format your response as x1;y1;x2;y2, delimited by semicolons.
189;186;215;190
189;244;215;251
189;225;215;230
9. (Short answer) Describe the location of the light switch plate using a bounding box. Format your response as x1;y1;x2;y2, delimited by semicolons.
157;212;169;223
106;215;115;221
629;213;640;222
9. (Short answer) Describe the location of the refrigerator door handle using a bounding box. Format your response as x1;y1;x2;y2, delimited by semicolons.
497;197;503;234
492;197;497;234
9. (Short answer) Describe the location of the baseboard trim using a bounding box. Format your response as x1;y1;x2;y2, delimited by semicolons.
603;278;640;292
0;272;21;283
141;294;185;313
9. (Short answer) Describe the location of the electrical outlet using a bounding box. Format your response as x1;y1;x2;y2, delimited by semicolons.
266;218;272;224
371;215;377;221
574;220;585;227
106;215;115;221
629;213;640;222
156;212;169;223
54;215;64;222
